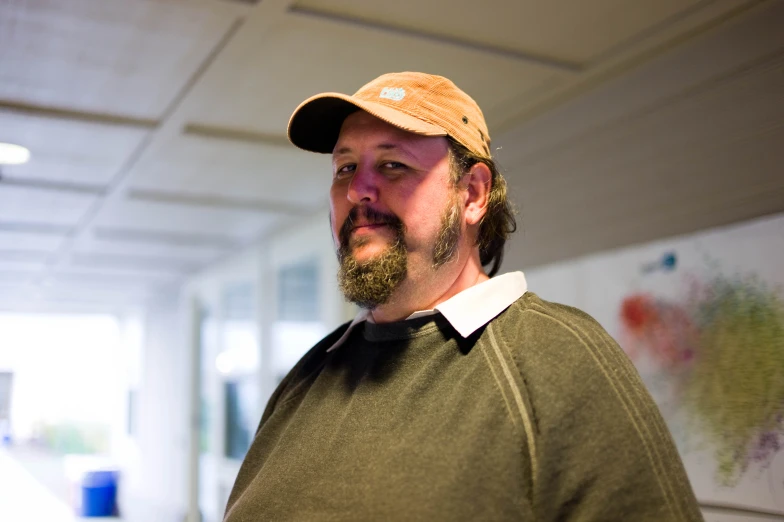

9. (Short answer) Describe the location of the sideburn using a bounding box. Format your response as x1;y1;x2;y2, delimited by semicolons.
431;194;462;269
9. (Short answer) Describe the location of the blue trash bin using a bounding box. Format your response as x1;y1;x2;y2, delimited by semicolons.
81;469;118;517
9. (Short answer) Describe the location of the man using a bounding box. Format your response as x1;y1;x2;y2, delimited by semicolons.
224;72;702;521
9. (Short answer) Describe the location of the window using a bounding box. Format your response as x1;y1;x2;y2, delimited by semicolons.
218;283;259;461
272;259;328;384
223;378;256;460
278;259;319;321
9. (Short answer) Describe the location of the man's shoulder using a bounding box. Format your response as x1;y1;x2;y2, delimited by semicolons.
496;291;608;337
488;292;649;425
292;320;353;375
489;291;628;386
259;320;352;418
485;297;701;521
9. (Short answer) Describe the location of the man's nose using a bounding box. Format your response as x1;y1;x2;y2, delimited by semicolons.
347;166;379;205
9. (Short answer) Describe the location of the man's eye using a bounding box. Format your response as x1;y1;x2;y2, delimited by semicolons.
382;161;406;170
334;165;355;179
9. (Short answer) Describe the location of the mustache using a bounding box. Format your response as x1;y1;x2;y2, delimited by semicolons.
338;206;404;248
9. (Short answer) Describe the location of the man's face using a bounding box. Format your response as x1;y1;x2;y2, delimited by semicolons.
330;111;462;308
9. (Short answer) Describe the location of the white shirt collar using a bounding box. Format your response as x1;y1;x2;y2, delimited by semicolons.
326;271;527;352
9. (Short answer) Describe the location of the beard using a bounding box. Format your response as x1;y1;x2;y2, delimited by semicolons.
336;196;462;310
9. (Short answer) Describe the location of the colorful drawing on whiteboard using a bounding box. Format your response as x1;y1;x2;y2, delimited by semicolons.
620;270;784;486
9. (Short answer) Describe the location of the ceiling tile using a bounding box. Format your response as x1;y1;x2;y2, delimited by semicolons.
66;255;194;276
78;233;228;263
0;230;64;251
128;134;332;209
0;259;46;271
0;0;239;119
0;271;37;284
14;277;160;307
0;110;148;186
94;198;282;241
183;13;563;138
53;267;181;286
291;0;704;64
0;184;97;225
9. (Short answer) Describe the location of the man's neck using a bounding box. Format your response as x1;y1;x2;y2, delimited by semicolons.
369;250;488;323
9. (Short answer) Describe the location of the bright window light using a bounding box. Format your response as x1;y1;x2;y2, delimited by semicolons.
215;351;234;375
0;142;31;165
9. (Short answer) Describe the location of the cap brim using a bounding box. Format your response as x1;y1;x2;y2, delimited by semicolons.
287;93;446;154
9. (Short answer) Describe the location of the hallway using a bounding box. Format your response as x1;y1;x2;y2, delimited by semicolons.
0;447;116;522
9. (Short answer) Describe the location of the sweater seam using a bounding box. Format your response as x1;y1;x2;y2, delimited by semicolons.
524;305;686;521
485;321;539;507
569;309;696;509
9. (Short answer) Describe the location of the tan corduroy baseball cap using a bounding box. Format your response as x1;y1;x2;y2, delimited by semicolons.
288;71;492;158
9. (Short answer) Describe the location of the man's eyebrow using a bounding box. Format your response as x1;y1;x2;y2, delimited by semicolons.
333;143;416;159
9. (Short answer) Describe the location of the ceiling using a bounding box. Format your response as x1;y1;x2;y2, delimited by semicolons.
0;0;781;311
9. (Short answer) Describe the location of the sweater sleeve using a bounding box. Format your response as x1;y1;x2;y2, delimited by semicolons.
506;298;703;522
254;320;353;432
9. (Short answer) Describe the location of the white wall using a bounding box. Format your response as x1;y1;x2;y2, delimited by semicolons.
495;2;784;268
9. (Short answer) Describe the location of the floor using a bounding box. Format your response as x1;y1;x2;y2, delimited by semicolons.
0;445;119;521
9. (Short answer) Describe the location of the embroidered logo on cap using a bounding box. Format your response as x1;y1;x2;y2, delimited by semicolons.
380;87;405;101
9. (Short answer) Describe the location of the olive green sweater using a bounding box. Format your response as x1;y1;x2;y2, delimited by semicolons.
224;292;702;521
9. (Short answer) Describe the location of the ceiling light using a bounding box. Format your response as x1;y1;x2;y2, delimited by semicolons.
0;142;31;165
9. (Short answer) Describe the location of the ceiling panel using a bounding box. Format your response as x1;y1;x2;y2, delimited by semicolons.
0;250;49;262
127;134;332;209
0;0;777;310
292;0;704;64
0;110;148;186
495;0;784;164
91;226;238;248
0;282;37;308
0;230;64;251
183;13;565;137
94;198;282;241
0;251;47;276
0;271;37;284
34;268;182;306
0;0;239;119
3;277;160;308
67;252;199;275
78;233;229;263
0;259;46;271
52;267;182;286
43;285;154;304
0;185;97;225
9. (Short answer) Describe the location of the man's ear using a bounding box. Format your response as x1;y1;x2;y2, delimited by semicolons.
462;162;491;226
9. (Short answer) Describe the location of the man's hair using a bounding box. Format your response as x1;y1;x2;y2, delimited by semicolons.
448;138;517;277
